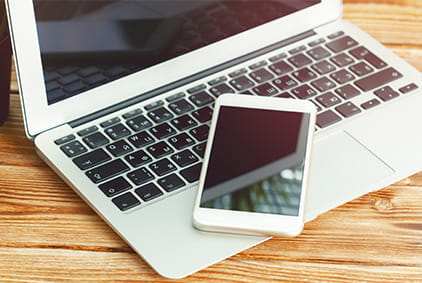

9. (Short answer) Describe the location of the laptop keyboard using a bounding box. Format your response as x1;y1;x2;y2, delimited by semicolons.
54;30;419;212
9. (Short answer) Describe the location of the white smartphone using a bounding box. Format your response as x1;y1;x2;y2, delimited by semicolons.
193;94;316;237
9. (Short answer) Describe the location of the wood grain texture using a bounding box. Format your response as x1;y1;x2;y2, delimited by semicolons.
2;1;422;282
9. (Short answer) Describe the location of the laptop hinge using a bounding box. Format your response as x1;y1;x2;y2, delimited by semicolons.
69;29;316;128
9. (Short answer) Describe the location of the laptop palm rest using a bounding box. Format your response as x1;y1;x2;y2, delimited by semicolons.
305;131;394;222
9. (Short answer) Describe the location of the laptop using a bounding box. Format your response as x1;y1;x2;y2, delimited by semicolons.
7;0;422;279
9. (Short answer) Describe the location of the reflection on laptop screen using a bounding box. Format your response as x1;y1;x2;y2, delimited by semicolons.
33;0;320;105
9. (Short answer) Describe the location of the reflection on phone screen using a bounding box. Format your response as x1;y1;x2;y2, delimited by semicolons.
200;106;311;216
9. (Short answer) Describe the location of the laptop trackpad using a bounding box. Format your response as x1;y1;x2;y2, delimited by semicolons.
304;131;394;222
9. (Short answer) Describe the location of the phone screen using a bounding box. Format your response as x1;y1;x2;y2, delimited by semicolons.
199;106;311;217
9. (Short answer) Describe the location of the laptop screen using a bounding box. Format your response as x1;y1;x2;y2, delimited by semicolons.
33;0;320;105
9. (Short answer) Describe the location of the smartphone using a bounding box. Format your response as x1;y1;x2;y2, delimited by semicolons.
193;94;316;237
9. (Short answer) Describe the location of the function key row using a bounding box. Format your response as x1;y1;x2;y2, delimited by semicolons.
315;83;418;129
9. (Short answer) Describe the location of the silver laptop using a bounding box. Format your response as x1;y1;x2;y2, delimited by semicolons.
7;0;422;278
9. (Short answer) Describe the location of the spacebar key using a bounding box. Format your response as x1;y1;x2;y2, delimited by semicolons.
86;159;129;184
354;67;402;92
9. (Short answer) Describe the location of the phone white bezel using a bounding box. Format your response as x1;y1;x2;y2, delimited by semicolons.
6;0;340;138
193;94;316;237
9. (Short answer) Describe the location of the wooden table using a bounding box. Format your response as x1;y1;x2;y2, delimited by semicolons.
1;1;422;281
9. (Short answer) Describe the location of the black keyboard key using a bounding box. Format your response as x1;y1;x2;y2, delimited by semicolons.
277;92;294;99
55;134;75;145
228;68;247;78
86;159;129;184
249;60;267;69
147;141;174;158
291;85;318;99
190;125;210;141
316;110;342;128
166;92;185;102
268;61;293;76
126;115;153;132
193;142;206;158
135;183;163;201
399;83;418;94
249;69;274;84
325;36;358;53
187;84;206;94
253;83;279;96
229;76;255;91
311;60;336;75
171;115;198;131
105;124;131;140
127;167;154;185
289;45;306;54
150;123;176;140
188;91;214;107
125;150;152;167
149;158;177;176
99;177;132;197
106;140;133;157
147;107;174;123
168;99;194;115
327;31;345;40
60;140;88;157
330;70;355;85
272;75;298;90
330;53;354;67
269;53;287;62
158;174;186;192
83;132;109;149
168;133;195;150
335;102;361;118
354;68;403;92
127;132;154;148
73;148;111;170
77;126;98;137
361;99;381;110
311;77;336;92
308;38;326;47
180;163;202;183
144;100;164;110
374;86;399;102
112;192;140;211
292;67;317;83
191;107;213;123
335;84;361;100
288;53;312;68
209;83;235;97
171;149;199;167
306;46;331;61
122;108;142;119
315;92;342;108
349;62;374;77
208;76;227;86
349;46;387;69
100;117;120;128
